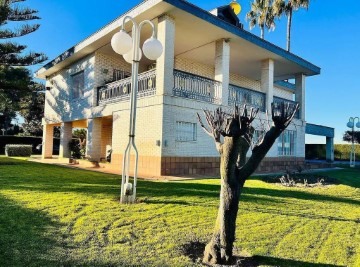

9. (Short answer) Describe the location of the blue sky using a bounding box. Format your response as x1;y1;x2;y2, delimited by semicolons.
20;0;360;144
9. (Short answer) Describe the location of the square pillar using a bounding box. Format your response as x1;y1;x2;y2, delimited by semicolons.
215;39;230;105
261;59;274;113
295;74;306;120
326;137;334;162
42;124;54;159
156;14;175;96
59;122;72;158
86;118;102;161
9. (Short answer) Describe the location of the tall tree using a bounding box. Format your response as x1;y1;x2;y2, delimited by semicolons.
272;0;310;51
246;0;275;39
198;102;299;265
19;84;45;136
0;0;47;66
0;65;31;133
343;131;360;144
0;0;47;133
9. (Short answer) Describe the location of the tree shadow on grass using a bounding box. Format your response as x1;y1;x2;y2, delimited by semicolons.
1;158;358;208
0;194;62;266
242;186;360;206
252;255;345;267
252;167;360;189
180;241;344;267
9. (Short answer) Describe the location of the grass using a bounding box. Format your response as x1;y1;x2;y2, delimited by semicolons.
0;157;359;267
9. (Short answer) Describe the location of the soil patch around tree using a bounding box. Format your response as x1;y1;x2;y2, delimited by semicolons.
179;241;260;266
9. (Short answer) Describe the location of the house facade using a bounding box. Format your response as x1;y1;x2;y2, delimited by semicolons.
36;0;321;177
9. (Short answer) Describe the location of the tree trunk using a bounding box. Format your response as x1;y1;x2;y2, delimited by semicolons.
199;103;298;266
203;137;248;265
286;9;293;52
260;25;264;39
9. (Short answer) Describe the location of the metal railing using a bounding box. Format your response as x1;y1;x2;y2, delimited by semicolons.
113;69;131;82
273;96;300;119
97;69;156;105
228;84;266;111
173;69;222;104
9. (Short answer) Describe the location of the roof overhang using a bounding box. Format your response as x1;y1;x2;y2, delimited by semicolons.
36;0;320;81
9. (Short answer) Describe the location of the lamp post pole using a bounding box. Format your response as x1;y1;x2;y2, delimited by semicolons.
111;16;163;204
347;117;360;168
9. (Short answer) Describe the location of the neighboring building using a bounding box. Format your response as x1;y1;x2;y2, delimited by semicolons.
36;0;322;177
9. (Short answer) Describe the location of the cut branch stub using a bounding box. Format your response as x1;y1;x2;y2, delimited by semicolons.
197;105;258;144
271;101;299;130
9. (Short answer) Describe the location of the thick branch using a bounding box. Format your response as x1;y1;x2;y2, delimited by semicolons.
238;125;282;180
238;102;299;180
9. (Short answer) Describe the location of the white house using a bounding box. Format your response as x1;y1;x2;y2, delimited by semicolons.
36;0;322;177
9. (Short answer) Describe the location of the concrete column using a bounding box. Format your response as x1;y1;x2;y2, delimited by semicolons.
42;124;54;159
295;73;306;120
86;118;102;161
261;59;274;113
156;14;175;96
326;137;334;162
59;122;72;158
215;39;230;105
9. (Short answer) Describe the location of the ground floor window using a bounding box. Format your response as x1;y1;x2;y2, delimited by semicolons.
278;130;296;156
176;121;197;141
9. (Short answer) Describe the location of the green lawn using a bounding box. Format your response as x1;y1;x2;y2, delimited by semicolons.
0;157;359;267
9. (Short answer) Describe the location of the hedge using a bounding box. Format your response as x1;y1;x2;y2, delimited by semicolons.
306;144;360;161
0;136;60;155
5;144;32;157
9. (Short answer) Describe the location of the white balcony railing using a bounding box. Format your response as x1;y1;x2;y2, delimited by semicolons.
173;69;222;104
97;69;156;105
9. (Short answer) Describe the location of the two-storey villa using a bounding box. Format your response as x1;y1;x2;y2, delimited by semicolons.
36;0;324;177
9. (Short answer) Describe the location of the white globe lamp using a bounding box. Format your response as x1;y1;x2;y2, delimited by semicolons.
123;48;142;64
142;37;163;60
347;121;354;128
111;30;133;55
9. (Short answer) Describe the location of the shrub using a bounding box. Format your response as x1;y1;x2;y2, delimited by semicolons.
5;144;32;157
69;139;85;159
306;144;360;161
334;144;360;160
0;136;60;155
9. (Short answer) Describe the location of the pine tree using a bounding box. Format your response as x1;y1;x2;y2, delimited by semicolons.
0;0;47;66
0;0;47;133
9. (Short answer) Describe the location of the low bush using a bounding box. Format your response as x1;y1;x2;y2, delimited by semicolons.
5;144;32;157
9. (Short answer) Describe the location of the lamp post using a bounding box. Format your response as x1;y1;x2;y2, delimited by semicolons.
111;16;163;204
346;117;360;167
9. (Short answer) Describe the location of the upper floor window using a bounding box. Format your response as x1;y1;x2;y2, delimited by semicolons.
176;121;197;142
278;130;296;156
72;71;84;99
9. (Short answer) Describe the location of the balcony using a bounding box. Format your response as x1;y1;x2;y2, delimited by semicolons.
97;69;156;105
228;84;266;112
273;96;300;119
173;69;222;104
97;68;298;115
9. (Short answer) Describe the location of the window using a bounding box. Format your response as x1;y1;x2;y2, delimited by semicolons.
278;130;296;156
72;71;84;99
176;121;197;141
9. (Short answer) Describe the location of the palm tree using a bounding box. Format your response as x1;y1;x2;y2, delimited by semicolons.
246;0;275;39
272;0;310;51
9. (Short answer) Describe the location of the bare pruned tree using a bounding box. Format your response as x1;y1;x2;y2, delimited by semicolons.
197;101;299;265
